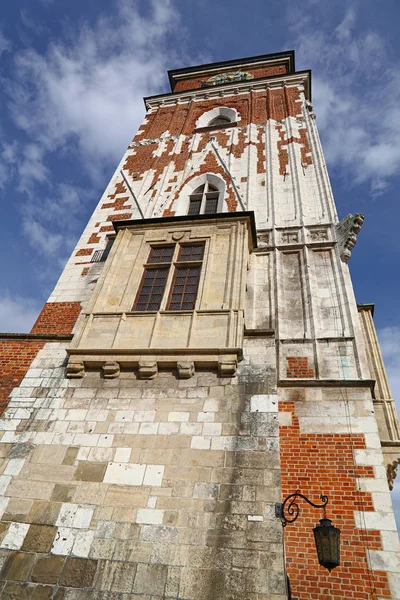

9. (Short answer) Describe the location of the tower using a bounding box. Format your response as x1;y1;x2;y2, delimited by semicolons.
0;50;399;598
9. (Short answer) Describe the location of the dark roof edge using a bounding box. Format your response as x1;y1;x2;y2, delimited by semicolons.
0;333;74;342
145;69;312;108
167;50;296;91
113;211;258;248
357;303;375;317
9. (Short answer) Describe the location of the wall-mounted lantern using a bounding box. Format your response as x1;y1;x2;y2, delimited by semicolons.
276;489;340;572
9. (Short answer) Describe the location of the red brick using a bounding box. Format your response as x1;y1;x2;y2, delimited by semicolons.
31;302;82;335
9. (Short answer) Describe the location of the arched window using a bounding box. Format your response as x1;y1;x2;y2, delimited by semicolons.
208;115;231;127
188;183;220;215
195;107;238;130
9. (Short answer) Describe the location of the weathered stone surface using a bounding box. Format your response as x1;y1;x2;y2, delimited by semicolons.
1;552;35;582
94;560;136;592
132;563;168;595
22;525;56;553
62;447;79;466
74;461;107;482
31;556;65;584
1;581;33;600
29;502;61;526
32;585;53;600
51;485;75;503
59;558;98;588
180;567;225;599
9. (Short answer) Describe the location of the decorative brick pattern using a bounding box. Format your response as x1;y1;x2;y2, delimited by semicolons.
107;180;127;199
286;356;314;378
30;302;82;335
101;197;131;210
279;401;392;599
106;212;132;222
75;248;93;257
87;233;100;244
0;340;44;415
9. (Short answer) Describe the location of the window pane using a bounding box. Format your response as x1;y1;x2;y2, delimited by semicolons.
188;199;201;215
167;265;201;311
133;267;169;311
208;116;231;127
204;196;218;214
148;245;174;263
179;243;205;262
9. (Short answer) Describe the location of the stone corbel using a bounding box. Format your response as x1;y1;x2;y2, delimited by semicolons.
335;213;364;263
138;359;158;380
102;361;120;379
66;358;85;379
218;357;237;377
177;361;195;379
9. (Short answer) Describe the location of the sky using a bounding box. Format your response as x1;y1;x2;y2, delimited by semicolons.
0;0;400;526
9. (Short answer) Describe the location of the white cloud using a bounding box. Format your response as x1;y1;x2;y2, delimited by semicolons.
0;294;41;333
0;0;191;279
0;29;10;59
8;0;182;170
288;4;400;196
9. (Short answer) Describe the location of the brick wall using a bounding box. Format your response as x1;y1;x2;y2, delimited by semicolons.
173;64;288;92
279;401;392;599
286;357;314;378
30;302;82;335
0;340;45;415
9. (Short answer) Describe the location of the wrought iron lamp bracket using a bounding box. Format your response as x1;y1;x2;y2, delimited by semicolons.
275;489;328;527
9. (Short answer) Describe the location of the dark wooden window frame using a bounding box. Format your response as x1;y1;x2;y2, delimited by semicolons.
188;183;220;216
133;242;206;313
166;243;205;311
132;245;175;312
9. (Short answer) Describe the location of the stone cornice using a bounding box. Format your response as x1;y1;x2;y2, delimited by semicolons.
144;70;311;110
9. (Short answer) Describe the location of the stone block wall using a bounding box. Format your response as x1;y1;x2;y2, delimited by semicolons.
0;339;287;599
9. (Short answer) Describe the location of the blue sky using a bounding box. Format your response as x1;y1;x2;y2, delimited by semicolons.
1;0;400;522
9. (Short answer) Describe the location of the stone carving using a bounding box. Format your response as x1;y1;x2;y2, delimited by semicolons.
172;231;185;241
138;359;158;380
257;232;270;248
218;358;237;377
309;229;328;242
201;71;254;87
102;361;120;379
336;213;364;263
177;361;195;379
387;458;400;491
66;359;85;379
282;232;299;244
305;99;316;119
